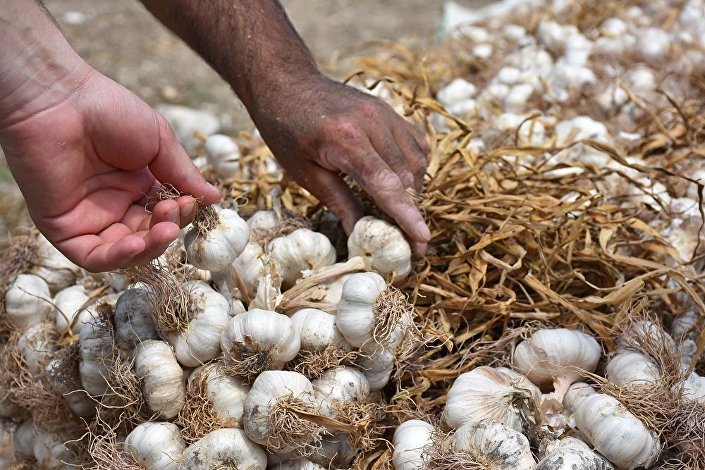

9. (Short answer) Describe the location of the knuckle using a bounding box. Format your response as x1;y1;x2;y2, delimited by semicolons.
370;168;404;194
324;118;361;143
355;100;381;120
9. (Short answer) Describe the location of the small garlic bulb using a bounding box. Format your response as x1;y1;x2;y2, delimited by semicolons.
134;340;185;419
392;419;435;470
605;351;659;386
309;433;356;468
124;422;186;470
230;242;265;299
46;353;96;418
166;280;230;367
186;362;250;427
357;343;395;391
450;419;535;470
179;428;267;469
184;205;250;272
221;309;300;380
114;287;159;353
247;210;278;241
52;285;95;335
312;366;370;416
31;233;80;293
564;385;661;469
269;229;336;288
78;313;114;396
5;274;52;328
243;371;322;454
513;328;601;397
444;366;540;432
33;430;74;469
291;308;349;352
17;321;56;376
13;420;35;460
205;134;241;178
537;437;614;470
347;216;412;282
336;272;413;349
273;459;325;470
683;372;705;403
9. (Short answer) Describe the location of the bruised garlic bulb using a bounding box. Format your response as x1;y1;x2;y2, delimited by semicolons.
179;428;266;470
33;430;74;469
166;281;230;367
336;272;413;349
605;351;659;386
78;313;114;396
537;437;614;470
5;274;52;328
31;233;80;292
513;328;601;397
564;385;661;469
184;205;250;272
134;340;185;419
125;422;186;470
205;134;241;178
221;309;300;380
347;216;412;282
114;287;159;353
392;419;435;470
243;371;323;453
444;366;540;432
291;308;349;352
269;229;336;287
52;285;94;334
449;419;535;470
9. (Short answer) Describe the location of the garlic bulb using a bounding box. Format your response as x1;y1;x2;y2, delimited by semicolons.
184;205;250;272
683;372;705;403
134;340;185;419
5;274;52;328
537;437;614;470
309;433;356;468
336;272;413;349
247;210;278;241
291;308;349;352
449;419;535;470
205;134;241;178
273;459;325;470
31;233;80;293
605;351;659;387
114;287;159;353
52;285;94;335
320;273;353;304
269;229;336;287
166;280;230;367
444;366;540;432
46;355;96;418
357;343;395;391
230;242;265;299
221;308;300;380
513;328;601;397
17;321;56;376
243;371;322;453
564;386;661;469
186;362;250;427
312;366;370;416
124;422;186;470
179;428;267;469
616;320;676;355
33;430;73;469
347;216;412;282
0;420;15;468
78;313;114;396
13;420;35;460
392;419;435;470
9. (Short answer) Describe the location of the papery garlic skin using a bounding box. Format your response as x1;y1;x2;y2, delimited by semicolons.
33;430;73;470
347;216;412;282
513;328;601;392
32;234;80;293
312;366;370;416
5;274;52;328
184;206;250;272
230;242;265;299
179;428;267;469
114;287;159;353
336;272;390;348
273;459;325;470
46;356;96;418
125;422;186;470
17;321;56;376
269;229;336;287
309;433;356;468
605;351;659;387
451;419;535;470
357;343;395;391
166;281;230;367
683;372;705;403
13;420;35;460
392;419;435;470
193;362;250;426
444;366;540;432
52;285;94;334
134;340;185;419
247;210;278;241
78;313;114;396
205;134;241;178
291;308;349;352
537;437;614;470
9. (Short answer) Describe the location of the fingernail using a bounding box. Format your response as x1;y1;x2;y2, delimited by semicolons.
207;183;221;198
414;221;431;241
183;200;197;220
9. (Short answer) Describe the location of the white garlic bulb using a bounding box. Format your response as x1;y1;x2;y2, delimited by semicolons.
450;419;535;469
347;216;412;282
13;420;35;460
269;229;336;287
291;308;349;352
357;343;395;391
312;366;370;416
114;287;159;353
564;386;661;469
179;428;267;469
205;134;241;178
221;308;300;379
17;321;56;376
134;340;185;419
513;328;601;397
683;372;705;403
52;285;95;335
444;366;541;432
605;351;659;387
184;205;250;272
537;437;614;470
392;419;435;470
189;362;250;426
78;313;114;396
616;320;676;355
33;430;73;469
5;274;52;328
125;422;186;470
46;355;96;418
336;272;413;349
247;210;278;241
31;233;80;293
243;371;322;453
166;280;230;367
230;241;265;299
273;459;325;470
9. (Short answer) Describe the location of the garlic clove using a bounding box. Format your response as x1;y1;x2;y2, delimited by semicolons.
269;228;337;288
179;428;267;469
347;216;412;282
33;430;74;469
357;343;395;391
230;241;266;299
134;340;185;420
125;422;186;470
13;420;35;460
246;210;278;242
5;274;52;328
392;419;436;470
17;321;57;377
184;205;250;272
31;233;80;293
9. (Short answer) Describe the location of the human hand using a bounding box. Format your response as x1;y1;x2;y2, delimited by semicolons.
251;75;431;255
0;64;221;272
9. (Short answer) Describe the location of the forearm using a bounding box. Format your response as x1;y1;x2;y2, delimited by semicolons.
140;0;320;114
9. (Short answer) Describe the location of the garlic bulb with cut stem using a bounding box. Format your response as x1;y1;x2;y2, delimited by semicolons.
605;351;659;387
273;459;325;470
269;228;336;288
78;312;114;396
537;437;614;470
134;340;185;419
243;371;323;454
291;308;349;352
179;428;267;469
17;321;57;376
184;205;250;272
114;287;159;353
444;366;541;433
52;285;95;335
5;274;52;328
392;419;435;470
205;134;241;178
347;216;412;282
564;385;661;469
166;280;230;368
33;430;74;469
449;419;535;470
221;308;300;380
312;366;370;416
336;272;413;349
513;328;601;399
31;233;80;293
124;422;186;470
